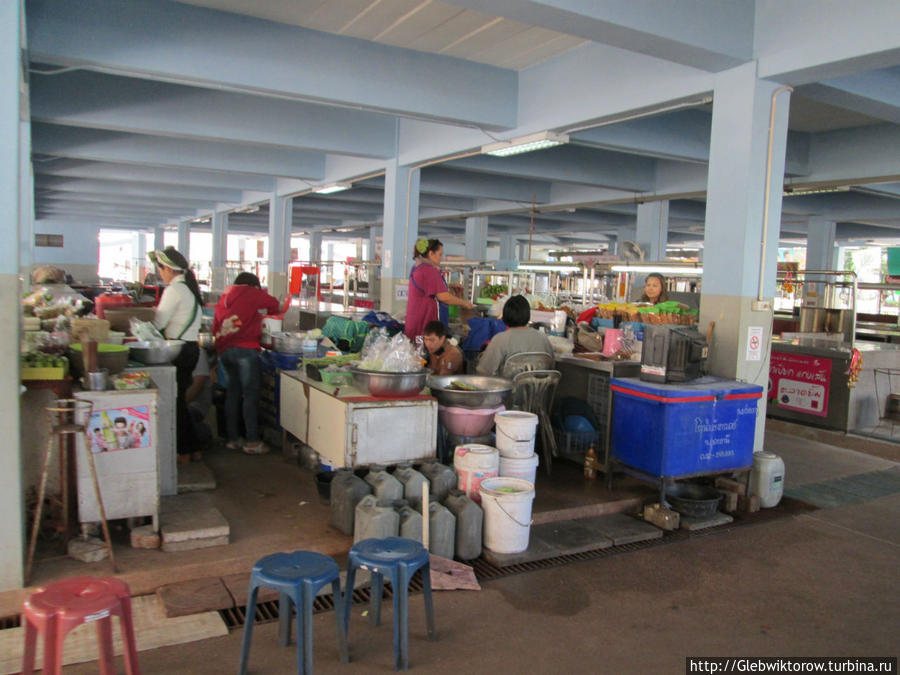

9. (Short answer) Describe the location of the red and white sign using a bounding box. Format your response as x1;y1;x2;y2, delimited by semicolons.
768;352;831;417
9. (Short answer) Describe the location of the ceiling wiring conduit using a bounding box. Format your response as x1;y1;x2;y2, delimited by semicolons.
759;85;793;302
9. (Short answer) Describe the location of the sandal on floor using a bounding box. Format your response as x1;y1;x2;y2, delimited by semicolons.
225;439;243;450
242;441;270;455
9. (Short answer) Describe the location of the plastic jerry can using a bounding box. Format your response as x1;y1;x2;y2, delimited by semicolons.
364;469;403;502
394;466;428;501
330;469;373;535
750;452;785;508
420;462;457;503
396;503;423;542
443;489;483;561
428;501;456;560
354;495;400;542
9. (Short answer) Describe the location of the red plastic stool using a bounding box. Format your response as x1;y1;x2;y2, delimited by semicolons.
22;576;140;675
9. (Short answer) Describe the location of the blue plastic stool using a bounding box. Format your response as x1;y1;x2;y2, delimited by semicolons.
239;551;348;675
343;537;436;670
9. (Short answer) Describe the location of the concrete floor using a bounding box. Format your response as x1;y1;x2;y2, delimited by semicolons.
13;424;900;673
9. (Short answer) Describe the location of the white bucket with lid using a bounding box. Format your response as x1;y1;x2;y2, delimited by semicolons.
498;453;539;485
453;444;499;504
750;451;785;508
494;411;539;458
479;476;535;554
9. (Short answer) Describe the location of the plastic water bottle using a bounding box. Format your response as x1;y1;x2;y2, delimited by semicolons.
583;446;598;480
330;469;373;535
365;469;403;502
354;495;400;542
443;489;483;561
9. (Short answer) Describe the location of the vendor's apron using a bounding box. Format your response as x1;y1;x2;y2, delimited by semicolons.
409;264;449;328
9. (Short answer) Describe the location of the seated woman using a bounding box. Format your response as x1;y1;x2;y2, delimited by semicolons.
422;320;464;376
475;295;554;376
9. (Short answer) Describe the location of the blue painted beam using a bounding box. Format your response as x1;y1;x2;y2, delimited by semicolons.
32;123;325;178
446;0;752;71
27;0;517;129
446;146;655;191
798;67;900;125
35;175;242;203
33;159;276;192
30;70;398;158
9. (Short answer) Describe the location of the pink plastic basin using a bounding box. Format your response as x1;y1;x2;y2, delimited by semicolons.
439;404;505;437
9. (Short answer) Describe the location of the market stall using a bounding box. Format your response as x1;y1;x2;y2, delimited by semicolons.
279;369;438;468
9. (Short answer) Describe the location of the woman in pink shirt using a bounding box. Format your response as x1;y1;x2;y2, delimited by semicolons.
404;238;475;341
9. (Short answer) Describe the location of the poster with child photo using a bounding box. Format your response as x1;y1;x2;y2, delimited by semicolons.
88;406;152;453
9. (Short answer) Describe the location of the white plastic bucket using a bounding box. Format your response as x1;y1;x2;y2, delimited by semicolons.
453;444;499;504
479;477;535;554
750;451;785;508
494;411;539;458
499;453;539;485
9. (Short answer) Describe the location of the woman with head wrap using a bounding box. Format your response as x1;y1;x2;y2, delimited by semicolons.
403;238;475;342
148;246;203;463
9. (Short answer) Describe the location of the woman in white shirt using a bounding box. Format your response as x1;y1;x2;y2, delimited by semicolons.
148;247;203;463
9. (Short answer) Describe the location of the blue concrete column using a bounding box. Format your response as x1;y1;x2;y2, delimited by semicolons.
499;233;516;261
267;196;292;296
465;216;488;261
135;231;148;282
517;242;529;261
177;221;190;259
153;226;165;251
309;231;322;263
636;201;669;261
702;63;791;452
0;0;24;591
367;226;380;261
18;121;33;277
804;216;837;307
806;216;837;272
381;161;420;313
210;210;228;292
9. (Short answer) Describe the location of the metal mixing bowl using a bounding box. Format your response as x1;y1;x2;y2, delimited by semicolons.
427;375;513;409
664;482;723;518
129;340;185;365
350;366;430;398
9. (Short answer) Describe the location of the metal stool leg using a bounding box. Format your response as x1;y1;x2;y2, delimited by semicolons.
25;432;56;584
331;578;349;663
81;427;117;573
238;585;259;675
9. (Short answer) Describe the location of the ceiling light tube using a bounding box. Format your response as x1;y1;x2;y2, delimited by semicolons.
517;263;581;273
610;264;703;275
482;131;569;157
313;182;352;194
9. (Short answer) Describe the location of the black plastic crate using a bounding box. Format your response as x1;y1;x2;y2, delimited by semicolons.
554;427;602;462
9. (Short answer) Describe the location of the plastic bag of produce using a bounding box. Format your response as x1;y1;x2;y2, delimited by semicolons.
130;317;165;342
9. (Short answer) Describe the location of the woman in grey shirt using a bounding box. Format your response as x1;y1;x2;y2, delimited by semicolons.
476;295;554;376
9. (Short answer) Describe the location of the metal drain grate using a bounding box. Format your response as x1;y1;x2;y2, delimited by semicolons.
0;615;21;630
213;501;814;631
220;571;425;630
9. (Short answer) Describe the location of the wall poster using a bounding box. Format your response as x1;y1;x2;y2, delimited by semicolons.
87;406;153;452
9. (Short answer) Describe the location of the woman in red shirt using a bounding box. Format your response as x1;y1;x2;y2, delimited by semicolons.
404;238;475;341
212;272;283;455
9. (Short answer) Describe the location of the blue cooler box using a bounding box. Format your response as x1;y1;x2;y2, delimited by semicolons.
610;376;763;477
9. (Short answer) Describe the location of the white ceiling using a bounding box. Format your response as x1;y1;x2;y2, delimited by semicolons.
25;0;900;251
177;0;589;70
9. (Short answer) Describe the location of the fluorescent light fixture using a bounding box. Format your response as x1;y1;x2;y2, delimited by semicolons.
782;185;849;196
517;263;582;273
611;264;703;275
482;131;569;157
313;182;352;194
